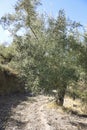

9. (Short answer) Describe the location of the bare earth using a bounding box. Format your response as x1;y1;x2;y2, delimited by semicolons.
0;94;87;130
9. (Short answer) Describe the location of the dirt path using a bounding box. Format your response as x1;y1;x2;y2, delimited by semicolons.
5;96;52;130
0;95;87;130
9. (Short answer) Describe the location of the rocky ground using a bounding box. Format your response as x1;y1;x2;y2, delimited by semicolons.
0;94;87;130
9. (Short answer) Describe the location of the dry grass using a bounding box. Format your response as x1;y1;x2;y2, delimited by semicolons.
46;96;87;115
64;96;82;113
0;64;18;75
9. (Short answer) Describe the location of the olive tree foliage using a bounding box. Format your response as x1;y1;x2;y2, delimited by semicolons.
42;10;81;105
0;0;45;93
78;32;87;105
0;0;84;105
0;0;41;38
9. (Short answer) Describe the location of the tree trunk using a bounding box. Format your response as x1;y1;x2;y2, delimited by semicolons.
55;84;67;106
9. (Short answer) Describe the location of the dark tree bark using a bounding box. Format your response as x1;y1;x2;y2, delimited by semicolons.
55;84;67;106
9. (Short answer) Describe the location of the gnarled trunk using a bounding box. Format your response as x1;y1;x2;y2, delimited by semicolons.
55;84;67;106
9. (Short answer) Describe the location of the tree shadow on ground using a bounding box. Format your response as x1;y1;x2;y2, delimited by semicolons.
0;93;33;130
